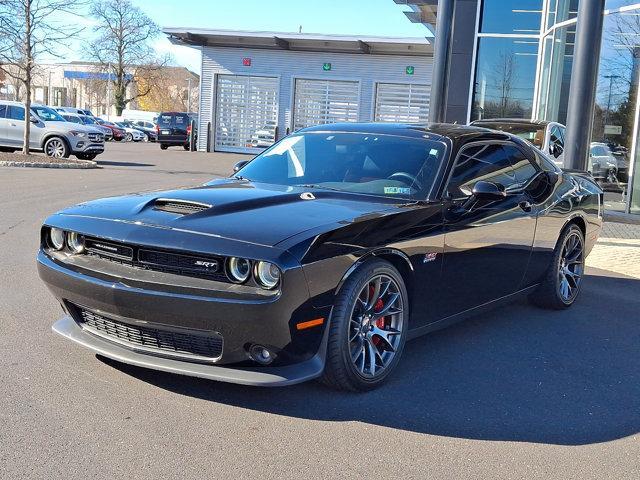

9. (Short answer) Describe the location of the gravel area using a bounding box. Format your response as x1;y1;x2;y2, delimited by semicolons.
0;151;97;168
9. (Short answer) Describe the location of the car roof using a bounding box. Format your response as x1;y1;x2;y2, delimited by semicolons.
471;118;554;127
298;122;509;143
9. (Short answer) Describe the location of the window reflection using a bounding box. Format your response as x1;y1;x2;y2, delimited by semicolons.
471;37;539;120
481;0;543;35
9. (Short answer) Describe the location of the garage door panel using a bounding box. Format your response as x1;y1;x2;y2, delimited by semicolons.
215;75;279;154
374;83;430;124
293;79;360;130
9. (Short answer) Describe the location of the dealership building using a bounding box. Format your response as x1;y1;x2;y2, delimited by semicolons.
164;28;433;154
166;0;640;214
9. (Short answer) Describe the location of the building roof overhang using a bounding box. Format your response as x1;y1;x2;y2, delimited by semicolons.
163;28;432;56
393;0;438;36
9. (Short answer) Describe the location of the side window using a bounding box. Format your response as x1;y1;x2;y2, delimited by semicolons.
7;105;25;121
502;145;539;189
447;144;517;198
0;104;7;118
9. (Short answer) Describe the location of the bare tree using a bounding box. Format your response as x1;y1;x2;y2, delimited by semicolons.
0;0;83;154
494;52;517;117
88;0;167;115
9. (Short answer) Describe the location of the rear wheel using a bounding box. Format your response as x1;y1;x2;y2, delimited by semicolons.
530;224;585;309
44;137;69;158
125;132;133;142
183;144;190;151
322;259;408;391
160;144;168;150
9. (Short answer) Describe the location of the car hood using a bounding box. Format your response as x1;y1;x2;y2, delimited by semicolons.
55;179;403;247
44;121;102;134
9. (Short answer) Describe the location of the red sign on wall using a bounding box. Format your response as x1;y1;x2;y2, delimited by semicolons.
242;57;252;66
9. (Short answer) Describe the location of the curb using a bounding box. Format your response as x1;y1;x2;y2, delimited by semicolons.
0;160;98;169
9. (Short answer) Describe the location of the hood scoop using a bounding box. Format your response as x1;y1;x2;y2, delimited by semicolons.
153;198;212;215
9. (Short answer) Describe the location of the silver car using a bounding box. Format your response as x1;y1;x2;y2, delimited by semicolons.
0;101;105;160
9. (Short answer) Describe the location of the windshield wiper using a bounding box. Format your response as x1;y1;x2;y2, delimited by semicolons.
297;183;343;192
233;175;251;181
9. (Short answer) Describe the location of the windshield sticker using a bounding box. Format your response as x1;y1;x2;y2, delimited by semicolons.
384;186;412;195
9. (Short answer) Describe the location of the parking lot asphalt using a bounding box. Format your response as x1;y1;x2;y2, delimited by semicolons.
1;142;639;479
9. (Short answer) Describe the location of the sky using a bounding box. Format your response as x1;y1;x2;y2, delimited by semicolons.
55;0;429;73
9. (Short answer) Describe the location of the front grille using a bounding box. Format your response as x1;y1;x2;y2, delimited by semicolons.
84;236;228;282
88;132;104;143
77;307;223;362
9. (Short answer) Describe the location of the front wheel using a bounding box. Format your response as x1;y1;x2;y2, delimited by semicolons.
44;137;69;158
160;144;168;150
321;259;408;391
530;224;585;309
125;133;133;142
76;153;97;161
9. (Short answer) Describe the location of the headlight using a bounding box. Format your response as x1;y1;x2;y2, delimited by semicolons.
254;261;281;289
49;228;65;250
69;131;86;138
227;257;251;283
67;232;85;254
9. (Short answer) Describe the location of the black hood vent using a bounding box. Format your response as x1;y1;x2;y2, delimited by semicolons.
153;198;212;215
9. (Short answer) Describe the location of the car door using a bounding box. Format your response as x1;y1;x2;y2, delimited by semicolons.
0;104;8;144
440;142;538;316
6;105;26;147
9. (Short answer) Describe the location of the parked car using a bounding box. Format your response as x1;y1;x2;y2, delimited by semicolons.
589;143;619;183
95;119;125;141
60;113;113;141
156;111;195;150
38;123;602;391
113;122;145;142
0;101;104;160
470;119;567;168
125;120;157;142
54;106;95;117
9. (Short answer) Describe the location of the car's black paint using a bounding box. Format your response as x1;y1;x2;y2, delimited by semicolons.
38;123;603;385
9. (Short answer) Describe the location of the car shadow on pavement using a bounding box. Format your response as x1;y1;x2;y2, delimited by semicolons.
99;270;640;446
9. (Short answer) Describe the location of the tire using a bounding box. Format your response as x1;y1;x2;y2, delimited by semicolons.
183;144;190;151
43;137;69;158
529;223;585;309
76;153;96;161
142;134;149;142
160;144;168;150
321;259;409;391
125;133;133;142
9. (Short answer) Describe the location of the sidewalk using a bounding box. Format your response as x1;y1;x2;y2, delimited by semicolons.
587;222;640;279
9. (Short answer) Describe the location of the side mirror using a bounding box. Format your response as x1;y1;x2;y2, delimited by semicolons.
472;181;506;201
30;116;39;124
233;160;249;173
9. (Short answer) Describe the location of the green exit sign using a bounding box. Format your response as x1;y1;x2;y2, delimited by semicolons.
322;62;332;71
406;66;415;75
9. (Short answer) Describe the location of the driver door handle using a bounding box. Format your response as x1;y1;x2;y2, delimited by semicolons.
519;201;533;212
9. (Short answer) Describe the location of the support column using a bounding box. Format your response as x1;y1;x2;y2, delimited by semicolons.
428;0;455;123
563;0;606;171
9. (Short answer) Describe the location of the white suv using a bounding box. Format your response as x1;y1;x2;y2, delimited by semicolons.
0;101;105;160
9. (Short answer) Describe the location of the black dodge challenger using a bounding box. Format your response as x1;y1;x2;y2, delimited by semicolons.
38;123;603;391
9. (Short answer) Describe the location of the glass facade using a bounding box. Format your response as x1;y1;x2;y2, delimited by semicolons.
470;0;640;213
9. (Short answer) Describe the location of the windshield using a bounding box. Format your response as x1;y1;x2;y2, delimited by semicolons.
478;123;545;148
32;106;65;122
230;132;447;200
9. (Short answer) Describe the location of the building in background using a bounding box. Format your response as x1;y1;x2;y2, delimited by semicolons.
0;62;199;118
397;0;640;214
165;29;433;154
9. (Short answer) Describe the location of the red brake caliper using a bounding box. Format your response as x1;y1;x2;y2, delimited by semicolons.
372;295;385;346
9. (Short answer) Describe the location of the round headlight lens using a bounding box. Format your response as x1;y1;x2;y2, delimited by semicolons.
49;228;65;250
227;257;251;283
254;261;281;289
67;232;85;254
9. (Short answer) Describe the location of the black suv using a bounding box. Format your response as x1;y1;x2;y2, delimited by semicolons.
156;112;196;150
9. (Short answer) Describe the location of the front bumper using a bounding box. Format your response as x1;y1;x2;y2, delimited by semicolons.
52;315;326;386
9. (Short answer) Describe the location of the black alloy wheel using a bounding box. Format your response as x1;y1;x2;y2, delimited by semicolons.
322;259;408;391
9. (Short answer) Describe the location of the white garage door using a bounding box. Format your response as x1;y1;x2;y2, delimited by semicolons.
215;75;279;154
293;79;359;131
374;82;430;123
